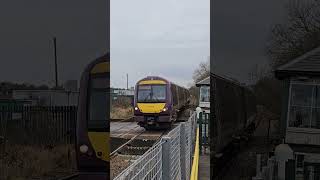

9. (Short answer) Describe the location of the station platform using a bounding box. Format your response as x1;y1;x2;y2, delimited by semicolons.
199;154;210;180
198;147;210;180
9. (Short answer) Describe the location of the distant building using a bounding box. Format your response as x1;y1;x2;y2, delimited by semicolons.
110;88;134;106
12;90;79;106
111;88;134;96
0;99;31;108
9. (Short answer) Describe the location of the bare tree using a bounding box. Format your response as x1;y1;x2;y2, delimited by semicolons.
267;0;320;68
192;59;210;83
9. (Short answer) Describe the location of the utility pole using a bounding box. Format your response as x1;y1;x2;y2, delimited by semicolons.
126;73;129;90
53;37;59;88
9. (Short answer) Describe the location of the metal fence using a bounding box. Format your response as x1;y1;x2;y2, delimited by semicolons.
0;105;78;179
198;112;209;154
0;106;77;147
253;154;278;180
114;112;197;180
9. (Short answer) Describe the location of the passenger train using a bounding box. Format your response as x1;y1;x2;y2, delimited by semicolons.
134;76;190;129
76;54;109;179
211;73;257;177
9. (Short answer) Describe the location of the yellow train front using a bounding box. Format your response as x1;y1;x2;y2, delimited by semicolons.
76;54;109;179
133;76;190;130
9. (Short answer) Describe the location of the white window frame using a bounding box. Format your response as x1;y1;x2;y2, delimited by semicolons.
287;78;320;132
199;85;210;103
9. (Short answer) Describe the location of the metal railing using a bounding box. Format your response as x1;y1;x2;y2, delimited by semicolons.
198;112;209;154
114;112;197;180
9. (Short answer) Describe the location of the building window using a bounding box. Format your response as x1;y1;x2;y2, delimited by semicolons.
289;82;320;129
200;86;210;102
304;164;320;180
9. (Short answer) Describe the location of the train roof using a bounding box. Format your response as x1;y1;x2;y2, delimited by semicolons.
138;76;168;82
84;53;109;74
136;76;188;90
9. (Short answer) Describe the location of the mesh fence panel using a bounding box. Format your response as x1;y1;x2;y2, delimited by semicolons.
114;141;163;180
114;112;197;180
184;113;194;180
168;125;181;180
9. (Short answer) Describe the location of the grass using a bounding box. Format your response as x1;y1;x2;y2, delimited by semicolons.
111;97;134;119
111;106;133;120
0;144;77;180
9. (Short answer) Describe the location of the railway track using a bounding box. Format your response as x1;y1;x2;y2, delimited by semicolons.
110;130;167;179
110;108;193;179
111;130;166;157
110;121;175;179
111;117;134;122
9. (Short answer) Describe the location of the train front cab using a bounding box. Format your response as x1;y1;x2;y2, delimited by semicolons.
134;77;172;129
76;55;109;178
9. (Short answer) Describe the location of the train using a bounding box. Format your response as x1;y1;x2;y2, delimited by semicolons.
211;73;257;176
133;76;190;129
76;54;109;179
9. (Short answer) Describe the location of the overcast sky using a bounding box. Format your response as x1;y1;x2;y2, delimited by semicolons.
1;0;291;88
111;0;210;88
213;0;288;83
0;0;108;86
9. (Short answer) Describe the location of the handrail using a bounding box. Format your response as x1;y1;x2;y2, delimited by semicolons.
190;128;200;180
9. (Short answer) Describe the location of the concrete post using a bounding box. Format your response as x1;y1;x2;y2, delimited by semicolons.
162;136;171;180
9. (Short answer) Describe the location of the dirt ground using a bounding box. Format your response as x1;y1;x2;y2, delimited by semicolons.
0;144;77;180
215;106;281;180
110;154;138;179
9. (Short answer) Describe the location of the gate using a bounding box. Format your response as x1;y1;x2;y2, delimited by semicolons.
197;112;209;154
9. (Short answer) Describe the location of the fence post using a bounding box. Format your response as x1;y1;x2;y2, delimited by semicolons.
205;113;209;152
180;123;186;180
162;136;171;180
199;112;203;153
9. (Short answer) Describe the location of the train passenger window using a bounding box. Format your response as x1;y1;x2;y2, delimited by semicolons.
88;75;109;131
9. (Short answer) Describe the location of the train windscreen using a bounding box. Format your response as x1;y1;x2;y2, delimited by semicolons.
137;84;166;103
88;74;109;131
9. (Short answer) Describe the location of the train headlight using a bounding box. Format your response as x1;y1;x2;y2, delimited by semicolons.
79;145;88;153
134;107;139;111
162;107;167;112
